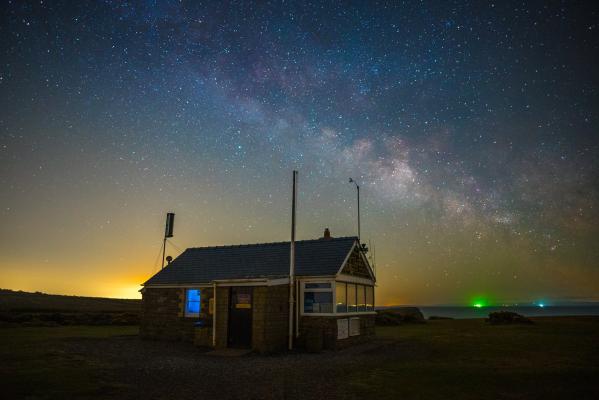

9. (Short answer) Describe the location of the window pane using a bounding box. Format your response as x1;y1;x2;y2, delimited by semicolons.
366;286;374;311
185;289;201;315
347;284;357;312
357;285;366;311
304;291;333;313
336;282;347;313
305;282;331;289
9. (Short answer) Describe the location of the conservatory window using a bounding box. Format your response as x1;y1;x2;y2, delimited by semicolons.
347;284;357;312
357;285;366;312
336;282;347;313
303;282;333;313
366;286;374;311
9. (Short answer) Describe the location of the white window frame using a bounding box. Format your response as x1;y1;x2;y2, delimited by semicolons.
299;278;376;317
184;288;201;318
301;280;335;315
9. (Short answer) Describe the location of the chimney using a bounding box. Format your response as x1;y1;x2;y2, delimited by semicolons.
322;228;332;240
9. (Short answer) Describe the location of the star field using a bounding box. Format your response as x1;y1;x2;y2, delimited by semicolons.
1;1;598;304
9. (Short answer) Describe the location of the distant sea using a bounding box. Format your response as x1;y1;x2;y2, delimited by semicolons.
415;306;599;319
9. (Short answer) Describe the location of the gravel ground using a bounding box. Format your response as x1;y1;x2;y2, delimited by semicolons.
61;335;396;400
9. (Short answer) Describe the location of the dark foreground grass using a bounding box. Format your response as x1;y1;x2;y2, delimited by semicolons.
0;318;598;399
0;326;139;398
350;317;599;400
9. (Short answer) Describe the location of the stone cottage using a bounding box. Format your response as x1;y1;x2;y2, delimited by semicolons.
140;231;376;353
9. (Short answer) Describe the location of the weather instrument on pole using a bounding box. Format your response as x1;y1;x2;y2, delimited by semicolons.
165;212;175;238
349;178;368;253
349;178;361;243
162;212;175;269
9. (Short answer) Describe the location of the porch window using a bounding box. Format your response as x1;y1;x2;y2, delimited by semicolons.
303;282;333;313
335;282;347;313
357;285;366;312
366;286;374;311
347;284;357;312
185;289;201;317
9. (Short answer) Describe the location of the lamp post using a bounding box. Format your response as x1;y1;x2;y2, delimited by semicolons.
349;178;360;243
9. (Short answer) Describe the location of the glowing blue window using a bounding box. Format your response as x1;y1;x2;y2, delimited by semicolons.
185;289;201;316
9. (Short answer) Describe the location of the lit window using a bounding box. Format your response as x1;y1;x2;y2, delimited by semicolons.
303;282;333;313
366;286;374;311
185;289;201;317
336;282;347;313
357;285;366;312
347;284;357;312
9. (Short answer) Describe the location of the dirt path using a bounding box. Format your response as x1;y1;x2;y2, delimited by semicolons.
61;335;395;399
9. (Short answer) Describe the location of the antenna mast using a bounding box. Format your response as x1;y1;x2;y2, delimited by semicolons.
288;170;298;350
162;212;175;269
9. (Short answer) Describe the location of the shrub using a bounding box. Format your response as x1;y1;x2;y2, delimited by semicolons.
487;311;533;325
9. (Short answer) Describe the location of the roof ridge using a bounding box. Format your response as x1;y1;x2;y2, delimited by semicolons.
186;236;358;250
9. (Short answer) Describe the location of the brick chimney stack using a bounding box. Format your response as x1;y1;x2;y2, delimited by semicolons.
322;228;332;240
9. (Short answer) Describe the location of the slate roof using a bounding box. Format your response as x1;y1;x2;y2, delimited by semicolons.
143;236;359;286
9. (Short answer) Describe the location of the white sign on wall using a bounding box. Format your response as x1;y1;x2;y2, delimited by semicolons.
337;318;349;339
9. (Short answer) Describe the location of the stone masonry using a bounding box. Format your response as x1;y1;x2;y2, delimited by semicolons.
299;314;376;350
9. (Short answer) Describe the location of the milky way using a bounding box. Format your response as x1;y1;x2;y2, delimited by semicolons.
1;1;598;304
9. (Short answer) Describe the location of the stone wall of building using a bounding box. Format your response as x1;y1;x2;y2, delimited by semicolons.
252;285;289;353
140;287;195;342
142;285;374;353
299;314;375;350
141;287;215;344
214;287;230;349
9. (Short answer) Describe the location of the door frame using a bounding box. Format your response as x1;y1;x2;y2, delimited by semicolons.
227;286;253;348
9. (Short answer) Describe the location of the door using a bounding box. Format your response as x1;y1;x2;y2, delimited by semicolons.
228;287;253;348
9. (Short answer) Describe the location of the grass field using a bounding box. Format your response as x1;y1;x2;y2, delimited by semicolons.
0;289;140;327
0;289;140;313
1;318;598;399
352;317;599;399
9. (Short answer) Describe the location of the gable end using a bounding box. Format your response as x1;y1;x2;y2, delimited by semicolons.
339;244;373;279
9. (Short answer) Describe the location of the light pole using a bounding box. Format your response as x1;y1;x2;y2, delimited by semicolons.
349;178;360;243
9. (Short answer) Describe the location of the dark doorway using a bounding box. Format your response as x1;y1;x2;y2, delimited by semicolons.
228;287;253;348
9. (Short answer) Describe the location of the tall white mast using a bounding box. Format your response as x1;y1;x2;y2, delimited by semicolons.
288;170;298;350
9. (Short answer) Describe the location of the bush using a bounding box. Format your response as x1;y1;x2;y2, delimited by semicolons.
487;311;533;325
376;307;425;326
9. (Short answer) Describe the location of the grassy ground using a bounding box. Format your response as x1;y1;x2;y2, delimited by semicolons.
0;326;139;398
352;317;599;400
0;289;140;313
1;318;598;399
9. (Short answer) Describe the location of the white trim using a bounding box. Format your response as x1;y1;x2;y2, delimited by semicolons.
358;250;377;282
212;282;216;347
299;278;376;316
296;275;336;281
145;277;290;289
336;241;358;276
295;280;299;338
268;277;290;286
299;279;335;316
334;240;377;282
336;274;375;285
301;312;377;317
144;283;212;288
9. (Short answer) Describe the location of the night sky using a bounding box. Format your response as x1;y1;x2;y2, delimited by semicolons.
1;1;598;305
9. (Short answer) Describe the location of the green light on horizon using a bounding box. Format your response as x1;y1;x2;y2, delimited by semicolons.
471;297;489;308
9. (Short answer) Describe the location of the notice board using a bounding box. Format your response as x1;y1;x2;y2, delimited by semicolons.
337;318;349;339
